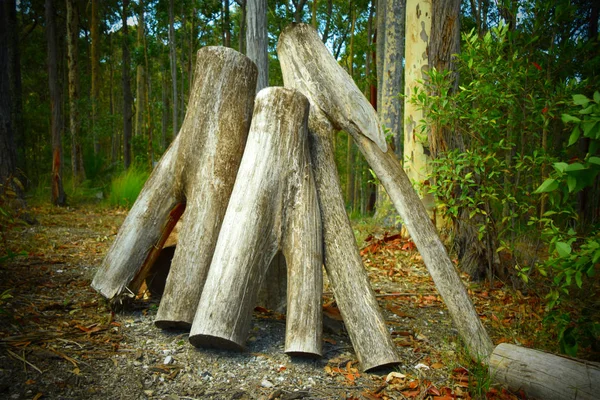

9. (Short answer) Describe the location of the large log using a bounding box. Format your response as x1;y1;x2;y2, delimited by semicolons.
490;343;600;400
92;47;257;329
189;87;323;357
278;23;494;362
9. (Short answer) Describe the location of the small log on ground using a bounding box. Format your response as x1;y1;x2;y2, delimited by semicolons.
278;23;494;362
189;87;323;357
92;47;257;327
490;343;600;400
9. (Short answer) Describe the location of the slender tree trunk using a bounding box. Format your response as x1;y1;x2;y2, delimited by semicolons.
238;1;246;54
223;0;231;47
0;2;17;185
91;0;100;155
134;0;145;140
345;6;356;208
246;0;269;91
311;0;317;28
169;0;178;137
321;0;333;42
6;0;24;178
122;0;133;169
161;66;168;150
66;0;85;184
46;0;66;206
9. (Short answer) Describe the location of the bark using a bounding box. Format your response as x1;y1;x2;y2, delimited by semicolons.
0;2;16;184
161;65;168;150
223;0;231;47
134;0;146;139
91;0;100;155
6;0;24;176
92;47;257;314
403;0;431;195
380;0;404;158
238;0;246;54
66;0;85;183
190;87;322;357
277;23;494;362
122;0;133;169
246;0;269;91
490;343;600;400
345;7;356;208
169;0;178;137
46;0;66;206
376;0;386;111
279;27;401;371
321;0;333;43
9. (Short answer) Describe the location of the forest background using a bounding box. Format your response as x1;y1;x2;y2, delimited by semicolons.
1;0;599;361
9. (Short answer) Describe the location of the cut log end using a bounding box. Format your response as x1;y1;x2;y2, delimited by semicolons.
189;334;245;352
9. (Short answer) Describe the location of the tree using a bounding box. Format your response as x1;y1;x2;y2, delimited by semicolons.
169;0;178;137
46;0;66;206
6;0;24;178
66;0;85;184
134;0;146;140
123;0;133;169
0;2;17;186
246;0;268;91
91;0;101;156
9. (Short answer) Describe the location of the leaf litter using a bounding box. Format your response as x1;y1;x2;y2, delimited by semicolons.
0;205;534;399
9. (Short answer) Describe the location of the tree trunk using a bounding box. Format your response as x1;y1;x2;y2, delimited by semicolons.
91;0;100;156
403;0;431;200
0;2;16;185
277;23;494;362
92;47;257;313
246;0;268;91
189;87;323;357
134;0;145;140
161;65;168;150
6;0;24;178
280;28;401;371
490;343;600;400
223;0;231;47
66;0;85;184
46;0;66;206
345;7;356;209
169;0;178;137
122;0;133;169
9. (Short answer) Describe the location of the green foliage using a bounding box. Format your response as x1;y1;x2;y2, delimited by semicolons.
107;167;149;209
532;92;600;356
0;289;13;316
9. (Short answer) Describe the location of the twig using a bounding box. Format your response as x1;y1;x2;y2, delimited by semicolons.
6;349;43;374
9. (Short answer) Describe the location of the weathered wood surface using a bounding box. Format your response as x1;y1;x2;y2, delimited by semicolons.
92;48;257;330
278;23;494;362
189;87;323;357
490;343;600;400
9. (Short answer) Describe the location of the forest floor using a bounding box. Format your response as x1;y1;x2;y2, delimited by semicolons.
0;204;550;400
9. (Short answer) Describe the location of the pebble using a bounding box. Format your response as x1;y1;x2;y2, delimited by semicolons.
164;355;173;365
260;379;274;388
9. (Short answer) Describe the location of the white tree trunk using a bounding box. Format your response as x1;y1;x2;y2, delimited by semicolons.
403;0;432;197
490;343;600;400
189;87;323;357
277;23;494;362
92;48;257;328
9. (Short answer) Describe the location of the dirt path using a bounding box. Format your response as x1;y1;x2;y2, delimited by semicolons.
1;205;532;399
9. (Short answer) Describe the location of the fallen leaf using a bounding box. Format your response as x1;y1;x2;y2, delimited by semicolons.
431;362;444;369
385;371;406;383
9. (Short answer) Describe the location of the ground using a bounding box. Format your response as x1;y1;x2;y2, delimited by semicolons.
0;204;543;399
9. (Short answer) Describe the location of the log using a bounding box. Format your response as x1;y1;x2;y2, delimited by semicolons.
92;47;257;330
189;87;323;357
490;343;600;400
278;23;494;362
306;106;401;371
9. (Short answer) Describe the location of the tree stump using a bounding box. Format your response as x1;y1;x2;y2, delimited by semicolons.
189;87;323;357
278;23;494;362
92;47;257;331
490;343;600;400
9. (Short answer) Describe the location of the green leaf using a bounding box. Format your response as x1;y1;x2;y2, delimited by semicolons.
567;175;577;192
568;125;581;146
534;178;559;193
575;271;583;288
573;94;590;106
556;241;572;258
562;114;581;123
565;162;585;172
553;162;569;173
579;104;596;114
583;121;599;139
594;91;600;104
589;157;600;166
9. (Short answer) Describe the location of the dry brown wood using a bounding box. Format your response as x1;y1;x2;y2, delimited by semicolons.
92;47;257;329
189;87;323;357
278;23;494;362
490;343;600;400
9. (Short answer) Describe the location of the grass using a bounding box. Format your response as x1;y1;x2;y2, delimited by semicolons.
107;167;149;208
